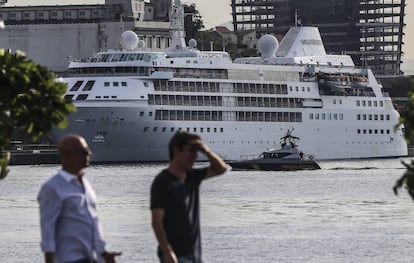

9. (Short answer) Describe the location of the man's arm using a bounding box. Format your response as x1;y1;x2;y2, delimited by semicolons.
196;141;228;178
151;209;178;263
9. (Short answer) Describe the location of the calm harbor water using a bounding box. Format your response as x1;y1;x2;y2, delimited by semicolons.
1;159;414;263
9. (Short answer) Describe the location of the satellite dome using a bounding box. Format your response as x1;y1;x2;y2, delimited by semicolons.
188;38;197;49
120;31;139;51
257;34;279;59
174;0;181;6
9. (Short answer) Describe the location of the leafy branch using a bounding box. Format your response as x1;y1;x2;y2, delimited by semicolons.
393;79;414;199
0;50;76;179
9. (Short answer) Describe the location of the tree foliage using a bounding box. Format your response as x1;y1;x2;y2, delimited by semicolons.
0;50;76;179
393;79;414;199
183;3;204;42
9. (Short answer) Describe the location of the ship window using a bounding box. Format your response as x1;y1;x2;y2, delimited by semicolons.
362;101;366;107
104;82;110;87
220;128;224;132
95;96;101;98
171;127;175;132
214;128;217;133
374;115;378;121
387;130;390;134
381;129;384;134
153;127;158;132
104;96;109;98
333;99;336;105
113;82;119;87
76;94;88;100
327;113;331;120
333;114;338;120
357;129;361;134
70;81;84;91
309;113;314;120
162;127;166;132
315;114;319;120
374;129;378;134
111;96;117;98
83;81;95;91
144;127;149;132
64;94;74;100
339;100;342;105
363;115;367;120
321;113;326;120
386;115;390;121
357;114;361;120
356;100;360;107
363;129;367;134
144;82;149;87
121;82;127;86
149;112;153;117
339;114;343;120
207;128;210;133
295;87;299;92
368;101;372;107
380;115;384;121
307;87;310;92
140;112;144;116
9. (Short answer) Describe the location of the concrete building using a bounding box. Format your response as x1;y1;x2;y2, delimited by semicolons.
0;0;170;72
231;0;406;76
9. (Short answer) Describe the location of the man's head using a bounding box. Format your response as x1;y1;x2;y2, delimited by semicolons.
168;130;201;168
58;134;92;175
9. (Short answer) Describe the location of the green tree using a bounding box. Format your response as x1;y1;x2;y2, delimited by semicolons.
393;78;414;199
0;50;75;179
183;3;204;42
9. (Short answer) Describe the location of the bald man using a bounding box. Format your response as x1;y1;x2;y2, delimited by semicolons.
37;135;121;263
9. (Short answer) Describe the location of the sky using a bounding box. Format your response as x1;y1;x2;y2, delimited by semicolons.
5;0;414;61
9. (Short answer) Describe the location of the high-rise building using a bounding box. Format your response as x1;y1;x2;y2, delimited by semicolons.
231;0;406;76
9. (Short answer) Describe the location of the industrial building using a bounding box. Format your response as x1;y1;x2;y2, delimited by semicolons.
0;0;171;72
231;0;406;76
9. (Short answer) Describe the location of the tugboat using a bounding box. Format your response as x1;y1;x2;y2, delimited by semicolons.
229;131;321;171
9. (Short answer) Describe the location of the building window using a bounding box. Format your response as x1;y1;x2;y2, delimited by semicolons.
104;82;110;87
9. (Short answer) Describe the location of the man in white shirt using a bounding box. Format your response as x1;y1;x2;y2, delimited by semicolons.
38;134;121;263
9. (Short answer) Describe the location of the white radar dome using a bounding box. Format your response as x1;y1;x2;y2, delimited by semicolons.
174;0;181;6
120;30;139;51
188;38;197;49
257;34;279;59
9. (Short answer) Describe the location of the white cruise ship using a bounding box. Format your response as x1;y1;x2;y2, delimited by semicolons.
51;0;408;162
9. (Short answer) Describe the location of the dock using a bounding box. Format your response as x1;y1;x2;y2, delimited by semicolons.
7;144;59;165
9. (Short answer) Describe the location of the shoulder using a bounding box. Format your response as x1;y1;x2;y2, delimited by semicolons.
38;174;64;199
151;169;172;188
188;167;208;182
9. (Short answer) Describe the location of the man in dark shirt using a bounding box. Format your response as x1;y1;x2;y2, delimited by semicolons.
150;131;227;263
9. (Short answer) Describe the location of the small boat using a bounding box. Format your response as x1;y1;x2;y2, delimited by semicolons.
229;131;321;171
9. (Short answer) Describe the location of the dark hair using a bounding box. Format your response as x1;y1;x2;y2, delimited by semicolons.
168;130;201;160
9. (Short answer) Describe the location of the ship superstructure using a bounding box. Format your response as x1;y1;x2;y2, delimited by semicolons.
52;0;407;162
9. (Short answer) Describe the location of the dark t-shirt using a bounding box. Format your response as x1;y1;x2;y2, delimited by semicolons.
150;168;208;261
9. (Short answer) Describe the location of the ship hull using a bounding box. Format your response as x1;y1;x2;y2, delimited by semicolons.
50;105;408;162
